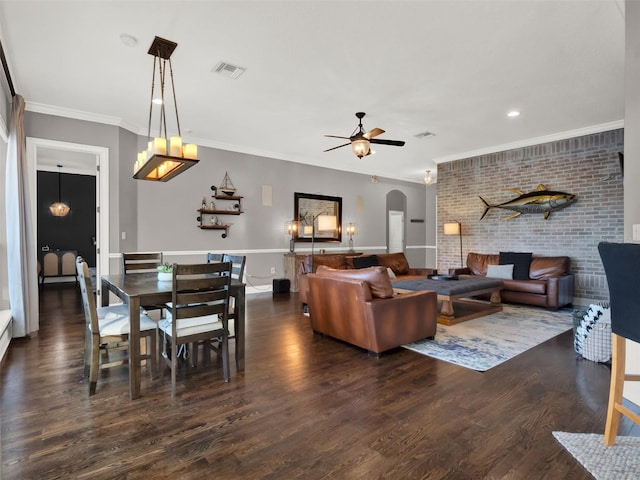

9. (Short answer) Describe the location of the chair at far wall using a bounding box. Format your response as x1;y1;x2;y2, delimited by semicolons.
76;257;157;396
222;254;246;338
598;242;640;446
206;252;225;264
122;252;165;314
122;252;163;274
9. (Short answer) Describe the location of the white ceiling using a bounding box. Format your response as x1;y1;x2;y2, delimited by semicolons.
0;0;626;184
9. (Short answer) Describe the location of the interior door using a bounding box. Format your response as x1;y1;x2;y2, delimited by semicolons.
388;210;404;253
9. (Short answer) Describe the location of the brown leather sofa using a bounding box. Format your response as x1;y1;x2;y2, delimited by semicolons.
299;252;436;305
450;252;574;309
306;266;438;356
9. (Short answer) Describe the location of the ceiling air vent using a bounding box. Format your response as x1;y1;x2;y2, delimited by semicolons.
212;61;246;79
414;131;435;139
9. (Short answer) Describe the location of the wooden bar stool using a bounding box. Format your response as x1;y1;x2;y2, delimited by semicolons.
598;242;640;446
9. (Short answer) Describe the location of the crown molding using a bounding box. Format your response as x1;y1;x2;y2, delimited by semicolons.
433;120;625;164
25;101;140;133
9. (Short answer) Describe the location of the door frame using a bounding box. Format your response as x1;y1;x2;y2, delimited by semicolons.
26;137;109;310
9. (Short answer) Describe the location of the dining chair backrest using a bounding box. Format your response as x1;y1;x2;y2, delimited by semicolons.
598;242;640;343
122;252;163;274
170;262;232;332
77;256;98;332
222;254;246;283
206;252;225;264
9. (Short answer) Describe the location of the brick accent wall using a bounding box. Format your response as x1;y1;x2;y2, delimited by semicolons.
437;129;624;302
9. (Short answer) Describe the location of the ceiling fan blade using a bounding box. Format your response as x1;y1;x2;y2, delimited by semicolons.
364;128;385;139
370;138;406;147
324;134;351;140
323;143;351;152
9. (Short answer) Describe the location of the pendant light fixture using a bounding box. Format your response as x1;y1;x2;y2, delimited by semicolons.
50;164;70;217
133;36;199;182
424;169;434;185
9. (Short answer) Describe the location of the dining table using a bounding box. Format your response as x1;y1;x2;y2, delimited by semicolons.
101;271;246;399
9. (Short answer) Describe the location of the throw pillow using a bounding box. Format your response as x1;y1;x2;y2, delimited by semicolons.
353;255;379;269
486;264;514;280
499;252;532;280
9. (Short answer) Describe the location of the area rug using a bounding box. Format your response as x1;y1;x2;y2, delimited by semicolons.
553;431;640;479
402;304;572;371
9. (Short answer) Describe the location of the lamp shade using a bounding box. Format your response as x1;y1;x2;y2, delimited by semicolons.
444;222;460;235
351;138;370;158
317;215;337;231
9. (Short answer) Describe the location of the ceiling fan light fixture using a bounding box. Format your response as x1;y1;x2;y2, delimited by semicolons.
351;138;370;158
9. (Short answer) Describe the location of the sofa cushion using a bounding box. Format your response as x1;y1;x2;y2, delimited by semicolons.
353;255;379;269
499;252;532;280
486;264;513;279
467;252;499;276
529;256;571;279
377;252;410;275
316;265;394;298
503;279;547;295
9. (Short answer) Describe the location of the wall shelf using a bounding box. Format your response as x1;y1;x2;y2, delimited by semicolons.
196;194;244;238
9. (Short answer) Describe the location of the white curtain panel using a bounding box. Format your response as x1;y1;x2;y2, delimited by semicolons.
5;95;38;337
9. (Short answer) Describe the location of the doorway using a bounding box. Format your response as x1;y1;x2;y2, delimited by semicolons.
26;138;110;329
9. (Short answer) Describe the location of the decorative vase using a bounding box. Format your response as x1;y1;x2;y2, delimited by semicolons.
157;271;172;282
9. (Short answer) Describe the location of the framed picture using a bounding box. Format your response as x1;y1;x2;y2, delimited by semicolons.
294;192;342;242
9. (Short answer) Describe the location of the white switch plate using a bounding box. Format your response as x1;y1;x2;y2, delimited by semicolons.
121;231;126;240
633;224;640;242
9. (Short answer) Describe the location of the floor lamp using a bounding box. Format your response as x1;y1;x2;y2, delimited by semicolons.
310;214;337;272
444;221;463;268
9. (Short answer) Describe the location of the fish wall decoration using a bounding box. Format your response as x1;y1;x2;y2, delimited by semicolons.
479;184;576;220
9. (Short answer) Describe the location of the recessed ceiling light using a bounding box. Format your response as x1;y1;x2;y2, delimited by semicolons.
120;33;138;47
507;110;520;117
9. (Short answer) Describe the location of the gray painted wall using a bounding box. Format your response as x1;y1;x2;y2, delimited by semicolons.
625;1;640;240
23;111;435;289
0;133;8;309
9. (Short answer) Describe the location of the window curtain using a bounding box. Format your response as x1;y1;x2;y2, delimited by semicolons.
5;94;38;337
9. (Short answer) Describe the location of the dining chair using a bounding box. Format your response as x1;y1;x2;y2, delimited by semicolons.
158;261;232;397
206;252;225;264
77;257;157;396
597;242;640;446
122;252;166;315
222;254;246;339
122;252;163;274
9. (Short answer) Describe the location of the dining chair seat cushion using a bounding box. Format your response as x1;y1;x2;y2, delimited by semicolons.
94;304;157;336
159;312;222;338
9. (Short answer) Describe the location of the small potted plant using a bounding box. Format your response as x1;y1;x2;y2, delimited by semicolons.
157;263;173;282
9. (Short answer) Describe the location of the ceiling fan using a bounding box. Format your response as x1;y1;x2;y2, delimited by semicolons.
324;112;406;158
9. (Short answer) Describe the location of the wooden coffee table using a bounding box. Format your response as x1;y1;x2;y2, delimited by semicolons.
392;276;504;325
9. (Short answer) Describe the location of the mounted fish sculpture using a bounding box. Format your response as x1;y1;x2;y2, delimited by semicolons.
479;184;576;220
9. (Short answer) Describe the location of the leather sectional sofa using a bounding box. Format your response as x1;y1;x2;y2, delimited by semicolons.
299;252;436;305
305;265;438;356
449;252;574;309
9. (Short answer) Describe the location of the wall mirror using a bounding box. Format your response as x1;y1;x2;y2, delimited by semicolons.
294;192;342;242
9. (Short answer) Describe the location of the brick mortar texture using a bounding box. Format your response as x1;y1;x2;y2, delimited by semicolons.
437;129;624;302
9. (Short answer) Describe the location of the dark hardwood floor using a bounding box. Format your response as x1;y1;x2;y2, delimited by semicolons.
0;284;628;479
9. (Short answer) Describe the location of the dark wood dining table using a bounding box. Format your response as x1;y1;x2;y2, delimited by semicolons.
101;272;246;399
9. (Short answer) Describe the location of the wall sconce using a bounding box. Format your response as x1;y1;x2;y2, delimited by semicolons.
285;220;298;253
346;223;357;252
444;221;463;268
133;36;199;182
49;164;70;217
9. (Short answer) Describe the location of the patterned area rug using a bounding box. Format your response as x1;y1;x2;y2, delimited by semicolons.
402;304;573;371
553;432;640;479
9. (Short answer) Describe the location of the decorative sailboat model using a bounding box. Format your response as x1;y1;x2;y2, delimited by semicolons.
219;171;236;196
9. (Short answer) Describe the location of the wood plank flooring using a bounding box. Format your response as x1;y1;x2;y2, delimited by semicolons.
0;284;627;479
